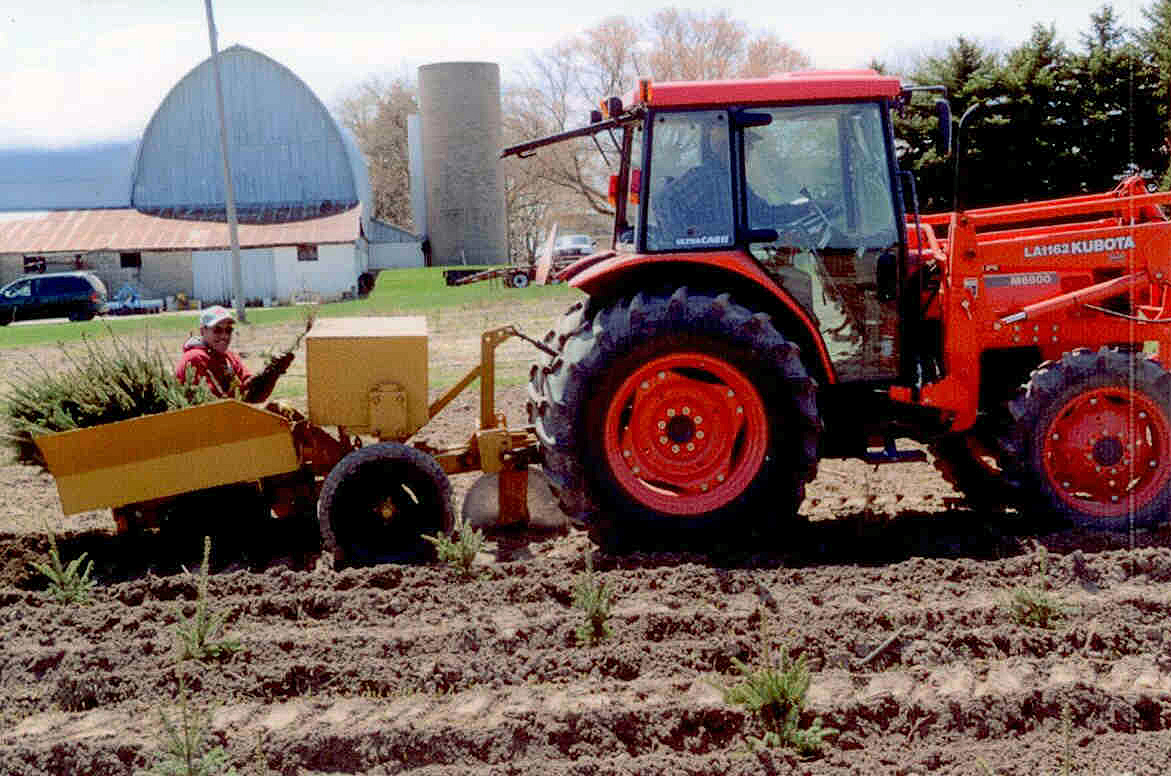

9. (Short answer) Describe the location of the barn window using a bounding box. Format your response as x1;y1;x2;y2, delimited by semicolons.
297;244;318;262
120;252;142;268
22;256;46;273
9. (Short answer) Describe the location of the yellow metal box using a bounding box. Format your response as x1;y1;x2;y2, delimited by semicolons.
306;316;429;437
35;400;300;515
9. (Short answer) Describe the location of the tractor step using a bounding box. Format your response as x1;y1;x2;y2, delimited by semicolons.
862;439;928;466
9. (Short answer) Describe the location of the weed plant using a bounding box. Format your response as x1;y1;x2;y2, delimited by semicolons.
30;525;95;605
1;331;215;464
424;522;484;578
572;553;614;647
138;674;238;776
175;537;241;662
716;616;836;756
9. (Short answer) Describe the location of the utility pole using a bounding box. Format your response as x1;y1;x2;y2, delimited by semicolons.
203;0;247;322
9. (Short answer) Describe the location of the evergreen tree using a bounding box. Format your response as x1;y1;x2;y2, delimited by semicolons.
1139;0;1171;186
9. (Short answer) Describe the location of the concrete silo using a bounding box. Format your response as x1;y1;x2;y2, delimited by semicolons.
417;62;507;266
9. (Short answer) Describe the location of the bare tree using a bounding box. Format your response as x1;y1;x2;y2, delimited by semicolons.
505;8;814;253
335;76;417;230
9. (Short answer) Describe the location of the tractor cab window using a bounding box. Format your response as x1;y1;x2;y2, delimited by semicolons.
745;103;901;382
645;110;734;251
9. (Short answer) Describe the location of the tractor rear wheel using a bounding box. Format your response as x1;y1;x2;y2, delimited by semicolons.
318;442;454;568
1009;347;1171;531
528;288;820;551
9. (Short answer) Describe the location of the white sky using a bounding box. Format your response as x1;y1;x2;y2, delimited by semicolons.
0;0;1150;149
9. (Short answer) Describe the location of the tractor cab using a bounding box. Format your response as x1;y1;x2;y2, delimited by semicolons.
507;71;945;389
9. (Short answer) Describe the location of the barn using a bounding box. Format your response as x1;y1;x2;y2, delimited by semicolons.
0;45;421;306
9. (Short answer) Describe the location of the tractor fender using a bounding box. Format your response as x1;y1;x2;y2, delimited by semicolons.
568;250;837;384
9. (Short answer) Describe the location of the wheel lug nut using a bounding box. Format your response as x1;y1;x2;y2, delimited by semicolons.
658;420;666;429
1140;412;1147;419
717;473;725;482
659;436;668;444
632;466;640;474
701;483;709;491
1052;433;1060;440
682;406;691;415
695;416;703;424
736;406;743;414
696;430;705;439
658;371;666;380
624;450;631;458
671;445;680;453
641;381;649;390
687;443;695;451
667;409;676;417
727;390;735;398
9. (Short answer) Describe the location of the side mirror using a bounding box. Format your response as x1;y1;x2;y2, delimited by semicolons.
934;99;952;157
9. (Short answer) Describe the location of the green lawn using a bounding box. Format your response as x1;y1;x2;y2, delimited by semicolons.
0;267;580;348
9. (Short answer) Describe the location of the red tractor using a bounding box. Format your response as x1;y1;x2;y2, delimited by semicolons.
506;70;1171;550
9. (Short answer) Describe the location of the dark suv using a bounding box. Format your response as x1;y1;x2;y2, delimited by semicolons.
0;272;108;324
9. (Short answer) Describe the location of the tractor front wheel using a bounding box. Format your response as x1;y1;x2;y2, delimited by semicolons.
1010;347;1171;531
318;443;454;568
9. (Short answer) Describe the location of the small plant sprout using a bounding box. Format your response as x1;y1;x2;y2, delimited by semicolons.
175;537;241;662
423;521;484;578
1008;543;1072;629
572;552;615;647
717;614;836;756
138;673;239;776
30;522;95;605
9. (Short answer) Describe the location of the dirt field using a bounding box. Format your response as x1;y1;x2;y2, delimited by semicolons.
2;299;1171;775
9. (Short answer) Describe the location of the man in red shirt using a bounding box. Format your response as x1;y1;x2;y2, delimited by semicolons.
175;305;287;401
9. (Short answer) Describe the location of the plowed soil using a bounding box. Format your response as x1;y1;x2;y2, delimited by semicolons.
3;303;1171;775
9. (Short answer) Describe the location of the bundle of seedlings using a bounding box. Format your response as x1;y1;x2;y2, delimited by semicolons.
1;331;217;466
239;309;315;403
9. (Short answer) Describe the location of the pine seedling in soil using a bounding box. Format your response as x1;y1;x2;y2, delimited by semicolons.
716;615;836;756
2;330;216;465
1008;544;1071;630
573;552;615;647
423;522;484;578
175;537;241;662
29;525;95;605
138;673;238;776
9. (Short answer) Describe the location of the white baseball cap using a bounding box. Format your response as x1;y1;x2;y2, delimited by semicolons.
200;305;235;328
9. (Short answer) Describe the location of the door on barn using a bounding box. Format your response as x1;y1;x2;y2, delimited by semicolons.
193;249;276;305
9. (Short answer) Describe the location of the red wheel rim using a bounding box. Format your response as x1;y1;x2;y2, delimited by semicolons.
1041;386;1171;518
603;351;768;515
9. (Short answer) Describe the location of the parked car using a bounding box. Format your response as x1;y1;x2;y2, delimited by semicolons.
552;234;596;259
0;272;108;325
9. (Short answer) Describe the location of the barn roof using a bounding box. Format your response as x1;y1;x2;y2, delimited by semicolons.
0;206;360;254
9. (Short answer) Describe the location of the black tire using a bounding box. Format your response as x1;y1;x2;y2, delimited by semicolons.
1006;347;1171;531
527;288;820;552
357;272;376;296
929;428;1016;510
318;443;454;568
509;271;531;289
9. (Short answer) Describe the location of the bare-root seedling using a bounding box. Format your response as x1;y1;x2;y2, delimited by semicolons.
716;615;836;756
138;674;238;776
573;552;614;647
175;537;241;662
424;522;484;578
30;525;95;605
